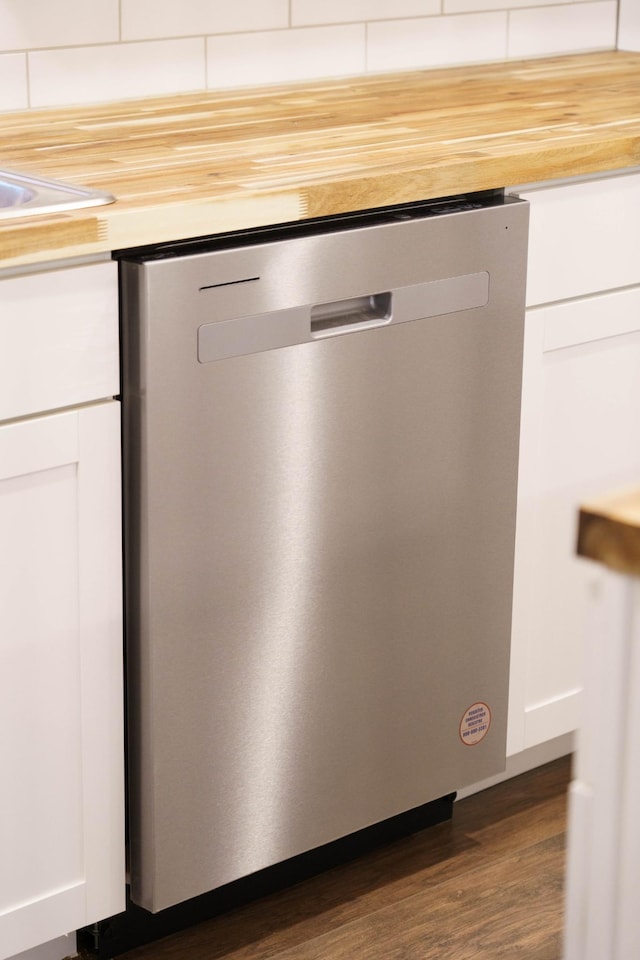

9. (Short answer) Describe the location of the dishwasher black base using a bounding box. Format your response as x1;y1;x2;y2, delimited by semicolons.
78;791;455;959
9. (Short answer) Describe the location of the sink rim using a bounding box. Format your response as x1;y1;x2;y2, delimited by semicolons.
0;180;36;208
0;167;116;220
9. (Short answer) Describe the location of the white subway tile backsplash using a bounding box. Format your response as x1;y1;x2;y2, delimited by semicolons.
508;2;618;59
0;0;625;112
206;25;366;89
0;53;27;109
445;0;558;11
0;0;118;52
367;12;508;72
28;39;206;108
121;0;288;42
292;0;439;26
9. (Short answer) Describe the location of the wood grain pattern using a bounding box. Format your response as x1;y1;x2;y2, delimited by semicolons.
114;757;570;960
578;487;640;576
1;52;640;267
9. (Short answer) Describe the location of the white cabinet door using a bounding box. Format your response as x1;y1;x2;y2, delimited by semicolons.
0;402;124;960
508;287;640;755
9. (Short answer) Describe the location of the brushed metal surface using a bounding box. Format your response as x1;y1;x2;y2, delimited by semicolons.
121;197;529;912
0;167;115;219
197;272;489;362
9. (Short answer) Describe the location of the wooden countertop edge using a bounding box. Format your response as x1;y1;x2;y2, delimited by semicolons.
0;190;307;269
577;488;640;578
2;141;640;271
2;50;640;270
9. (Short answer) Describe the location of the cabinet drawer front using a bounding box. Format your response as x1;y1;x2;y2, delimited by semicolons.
0;260;118;422
540;285;640;352
516;172;640;307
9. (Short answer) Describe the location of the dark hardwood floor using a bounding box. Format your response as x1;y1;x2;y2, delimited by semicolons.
120;756;571;960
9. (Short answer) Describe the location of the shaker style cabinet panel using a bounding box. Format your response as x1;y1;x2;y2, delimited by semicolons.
0;404;124;960
508;173;640;755
0;260;124;960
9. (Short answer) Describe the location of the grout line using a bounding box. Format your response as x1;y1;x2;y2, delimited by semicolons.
25;51;32;109
203;36;208;91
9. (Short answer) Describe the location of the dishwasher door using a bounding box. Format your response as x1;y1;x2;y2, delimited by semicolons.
121;194;529;913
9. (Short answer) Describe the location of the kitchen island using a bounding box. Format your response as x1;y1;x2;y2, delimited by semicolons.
565;486;640;960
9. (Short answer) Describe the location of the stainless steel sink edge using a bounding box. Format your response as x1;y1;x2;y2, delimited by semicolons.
0;167;116;220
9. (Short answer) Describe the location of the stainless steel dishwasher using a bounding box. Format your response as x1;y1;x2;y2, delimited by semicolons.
120;191;529;914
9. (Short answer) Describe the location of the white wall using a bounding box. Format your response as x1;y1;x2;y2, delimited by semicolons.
0;0;619;111
618;0;640;50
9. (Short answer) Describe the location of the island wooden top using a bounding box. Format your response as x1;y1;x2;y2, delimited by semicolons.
578;489;640;578
1;50;640;269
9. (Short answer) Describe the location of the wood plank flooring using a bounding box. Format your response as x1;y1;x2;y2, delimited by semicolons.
119;756;571;960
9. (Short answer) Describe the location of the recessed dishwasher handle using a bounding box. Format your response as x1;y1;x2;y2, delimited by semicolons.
197;272;489;364
310;292;391;338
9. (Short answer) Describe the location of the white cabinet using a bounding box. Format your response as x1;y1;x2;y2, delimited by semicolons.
565;494;640;960
0;261;119;423
0;261;124;960
508;172;640;755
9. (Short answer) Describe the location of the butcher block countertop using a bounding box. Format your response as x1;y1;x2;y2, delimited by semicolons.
578;488;640;579
2;50;640;269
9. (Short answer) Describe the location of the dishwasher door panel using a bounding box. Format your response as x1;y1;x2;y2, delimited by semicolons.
122;197;528;912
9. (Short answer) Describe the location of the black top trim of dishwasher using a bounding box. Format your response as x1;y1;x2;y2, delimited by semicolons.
113;188;507;262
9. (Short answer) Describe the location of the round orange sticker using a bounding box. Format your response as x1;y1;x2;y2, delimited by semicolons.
459;702;491;746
